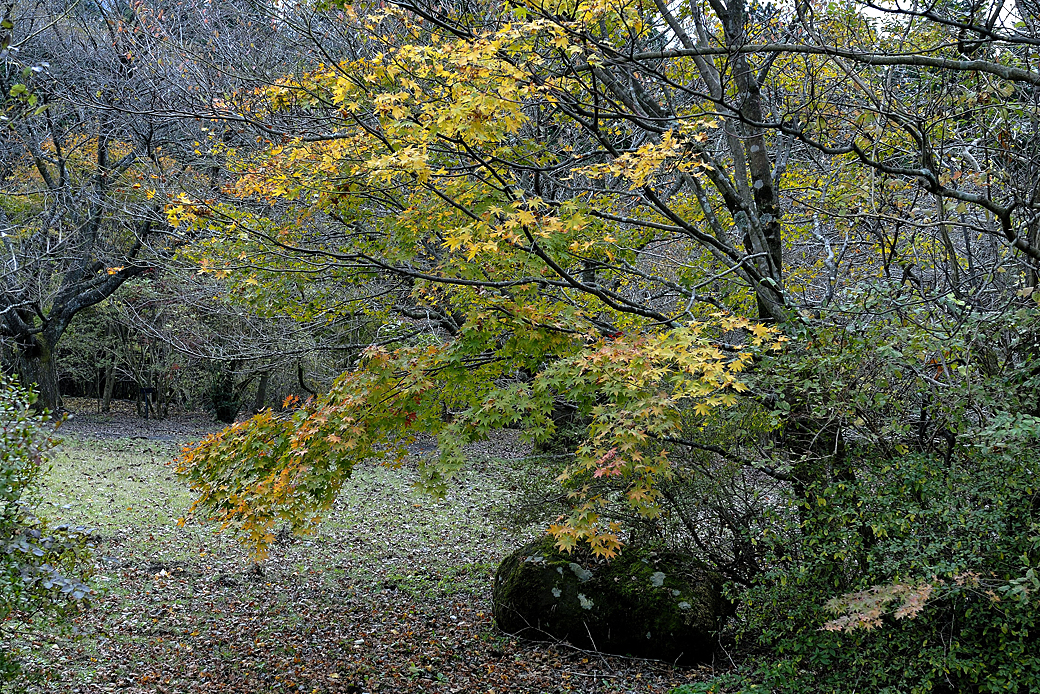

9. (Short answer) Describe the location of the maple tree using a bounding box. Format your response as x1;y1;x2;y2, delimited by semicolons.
3;0;1038;689
170;0;1040;563
171;0;808;557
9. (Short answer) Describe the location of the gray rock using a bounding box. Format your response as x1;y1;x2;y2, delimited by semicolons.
492;536;730;663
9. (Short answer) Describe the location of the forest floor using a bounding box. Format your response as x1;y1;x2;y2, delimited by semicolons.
15;400;717;694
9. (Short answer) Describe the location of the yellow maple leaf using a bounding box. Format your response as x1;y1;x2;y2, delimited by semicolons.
750;323;772;339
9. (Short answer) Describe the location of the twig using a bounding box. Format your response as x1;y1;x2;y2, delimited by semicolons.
583;620;613;671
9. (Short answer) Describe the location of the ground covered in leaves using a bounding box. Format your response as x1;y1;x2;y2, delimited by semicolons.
15;401;716;693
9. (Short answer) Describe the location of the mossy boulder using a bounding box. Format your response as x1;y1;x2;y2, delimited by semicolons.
492;536;729;663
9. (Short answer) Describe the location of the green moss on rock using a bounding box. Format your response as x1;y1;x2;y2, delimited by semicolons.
493;536;729;662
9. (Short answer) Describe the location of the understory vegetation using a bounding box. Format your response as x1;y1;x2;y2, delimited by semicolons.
0;381;94;687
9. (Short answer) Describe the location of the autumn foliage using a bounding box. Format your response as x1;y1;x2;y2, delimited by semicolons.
162;0;1040;689
179;318;783;559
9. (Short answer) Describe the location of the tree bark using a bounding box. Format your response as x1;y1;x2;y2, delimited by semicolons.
101;364;115;413
100;324;117;413
252;371;270;413
13;334;61;412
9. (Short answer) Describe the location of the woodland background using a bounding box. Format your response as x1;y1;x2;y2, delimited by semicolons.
2;0;1040;690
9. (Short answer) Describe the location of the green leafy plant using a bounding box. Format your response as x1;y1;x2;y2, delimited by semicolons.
724;295;1040;694
0;377;95;688
205;367;242;424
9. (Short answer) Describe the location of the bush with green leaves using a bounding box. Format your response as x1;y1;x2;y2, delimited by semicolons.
205;367;242;424
672;293;1040;694
0;377;94;688
728;449;1040;694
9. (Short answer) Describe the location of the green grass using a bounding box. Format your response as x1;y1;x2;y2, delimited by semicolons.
40;434;525;585
9;429;700;694
43;438;202;561
17;431;525;691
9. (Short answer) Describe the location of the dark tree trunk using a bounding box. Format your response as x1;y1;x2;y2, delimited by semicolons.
101;362;115;413
13;334;61;411
101;324;116;413
252;371;270;413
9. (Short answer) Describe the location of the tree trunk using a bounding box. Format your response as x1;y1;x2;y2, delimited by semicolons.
252;371;270;413
101;324;116;413
101;362;115;413
14;335;61;411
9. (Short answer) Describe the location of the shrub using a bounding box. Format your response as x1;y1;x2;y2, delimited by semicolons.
689;297;1040;694
734;449;1040;694
0;377;94;688
205;367;242;423
670;447;1040;694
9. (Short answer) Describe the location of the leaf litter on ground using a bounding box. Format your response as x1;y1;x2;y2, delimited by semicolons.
14;401;714;693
